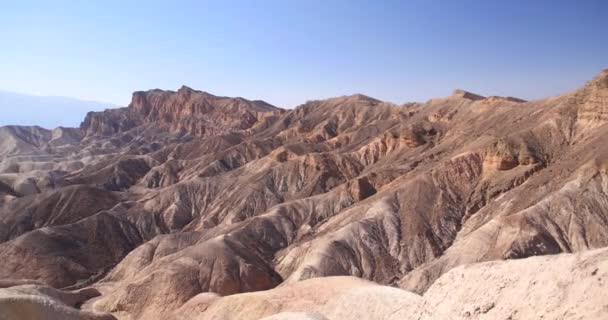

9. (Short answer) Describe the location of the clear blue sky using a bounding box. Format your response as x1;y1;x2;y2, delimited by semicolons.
1;0;607;109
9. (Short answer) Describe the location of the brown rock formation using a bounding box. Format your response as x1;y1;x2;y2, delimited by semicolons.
81;87;282;137
1;70;608;319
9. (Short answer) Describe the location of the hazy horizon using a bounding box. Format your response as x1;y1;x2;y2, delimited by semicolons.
0;90;116;128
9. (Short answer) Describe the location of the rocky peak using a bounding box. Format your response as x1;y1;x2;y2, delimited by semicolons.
451;89;486;101
586;68;608;89
82;87;281;137
312;94;383;108
486;96;527;103
575;68;608;127
346;93;381;103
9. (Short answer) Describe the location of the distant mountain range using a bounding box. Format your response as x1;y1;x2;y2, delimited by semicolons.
0;90;117;129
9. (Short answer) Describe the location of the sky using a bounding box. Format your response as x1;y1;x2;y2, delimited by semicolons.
1;0;607;126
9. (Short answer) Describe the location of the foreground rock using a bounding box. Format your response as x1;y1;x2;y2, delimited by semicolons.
9;249;596;320
171;248;608;320
168;276;421;320
415;247;608;320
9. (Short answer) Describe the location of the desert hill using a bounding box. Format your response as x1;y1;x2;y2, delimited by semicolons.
1;69;608;319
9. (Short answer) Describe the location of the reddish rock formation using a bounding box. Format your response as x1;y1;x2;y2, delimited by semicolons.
81;87;282;137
